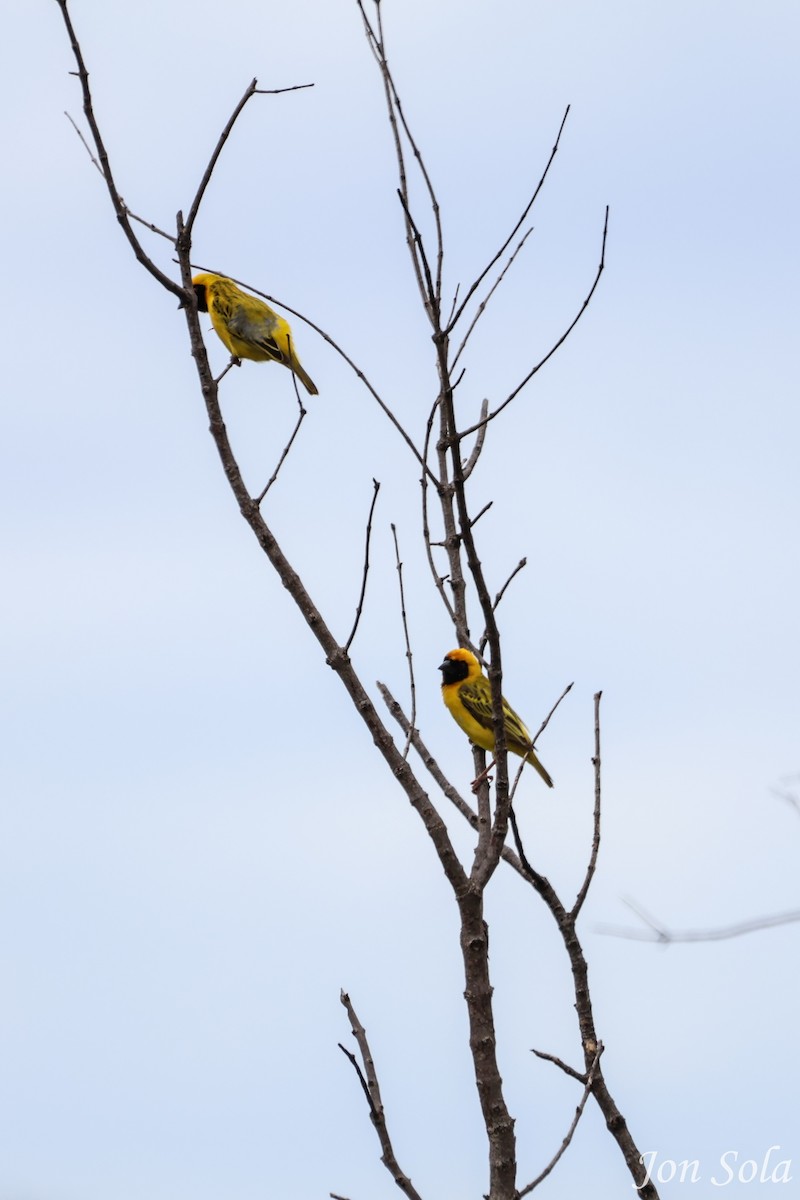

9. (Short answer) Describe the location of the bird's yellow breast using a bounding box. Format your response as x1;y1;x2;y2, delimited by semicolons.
441;682;497;753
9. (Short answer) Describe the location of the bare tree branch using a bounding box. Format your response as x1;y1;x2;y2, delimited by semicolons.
390;525;417;758
530;1048;587;1083
445;107;570;335
459;206;610;440
420;399;458;625
55;0;183;300
356;0;438;319
469;501;493;528
519;1045;604;1196
339;991;424;1200
571;690;602;919
450;227;535;370
183;80;314;242
255;393;307;504
345;480;381;653
461;398;490;481
505;699;659;1200
477;558;527;657
65;110;178;245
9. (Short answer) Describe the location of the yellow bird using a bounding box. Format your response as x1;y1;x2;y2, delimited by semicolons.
192;273;318;396
439;648;553;788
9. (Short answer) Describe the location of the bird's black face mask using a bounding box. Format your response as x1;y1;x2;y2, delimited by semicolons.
439;656;469;685
177;284;208;312
192;284;208;312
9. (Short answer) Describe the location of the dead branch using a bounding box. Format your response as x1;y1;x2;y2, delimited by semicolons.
420;399;458;625
390;524;417;758
571;690;602;919
459;206;610;439
450;227;535;371
519;1045;604;1196
55;0;183;299
344;479;381;652
255;394;307;504
339;991;424;1200
461;398;490;480
477;558;527;657
445;106;570;336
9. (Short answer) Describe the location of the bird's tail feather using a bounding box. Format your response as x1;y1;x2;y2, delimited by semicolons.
293;362;318;396
526;749;554;788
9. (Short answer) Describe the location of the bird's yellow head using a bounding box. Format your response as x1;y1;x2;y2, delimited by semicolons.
439;648;483;687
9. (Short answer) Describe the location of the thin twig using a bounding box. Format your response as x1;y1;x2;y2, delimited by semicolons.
492;558;527;613
390;525;417;759
446;283;460;329
184;82;312;246
344;480;381;653
64;111;102;174
254;84;314;95
183;79;259;242
396;187;437;318
420;399;457;622
507;757;527;807
339;991;424;1200
508;804;540;881
338;1042;376;1113
459;207;610;439
67;108;176;243
529;681;574;746
255;396;308;505
374;2;444;309
450;227;535;370
356;0;429;312
530;1049;587;1083
572;691;602;919
469;501;493;528
445;106;570;335
477;558;527;657
461;399;489;481
519;1045;604;1196
55;0;183;299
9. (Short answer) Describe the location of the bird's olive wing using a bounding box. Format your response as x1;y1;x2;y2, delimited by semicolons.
228;305;287;365
501;703;534;752
461;679;533;753
458;678;496;734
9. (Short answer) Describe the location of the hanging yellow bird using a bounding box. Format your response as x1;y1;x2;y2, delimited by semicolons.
439;648;553;788
192;273;318;396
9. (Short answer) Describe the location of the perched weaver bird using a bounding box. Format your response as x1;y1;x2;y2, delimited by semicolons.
439;648;553;789
192;273;318;396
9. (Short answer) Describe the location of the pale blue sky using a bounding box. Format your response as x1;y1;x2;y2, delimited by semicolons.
2;1;799;1197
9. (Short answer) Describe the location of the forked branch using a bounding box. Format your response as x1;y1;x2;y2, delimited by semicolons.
339;991;424;1200
55;0;183;298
